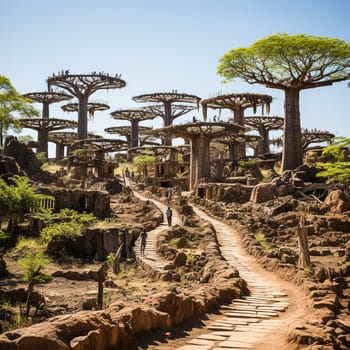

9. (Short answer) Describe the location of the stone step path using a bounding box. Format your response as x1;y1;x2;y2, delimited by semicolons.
132;192;291;349
133;193;182;274
177;206;290;350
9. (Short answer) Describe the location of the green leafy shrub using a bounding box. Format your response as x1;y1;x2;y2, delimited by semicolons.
14;237;44;253
0;176;53;233
40;221;81;243
316;137;350;183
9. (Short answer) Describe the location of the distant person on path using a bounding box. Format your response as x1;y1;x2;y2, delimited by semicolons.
166;206;173;227
140;228;147;256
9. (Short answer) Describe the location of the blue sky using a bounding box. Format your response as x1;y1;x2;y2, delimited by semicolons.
1;0;349;156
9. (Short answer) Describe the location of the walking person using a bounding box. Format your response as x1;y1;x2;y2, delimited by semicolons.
140;228;147;256
166;206;173;227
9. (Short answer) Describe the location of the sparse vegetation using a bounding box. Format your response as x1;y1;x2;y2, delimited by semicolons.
18;250;50;318
254;230;274;249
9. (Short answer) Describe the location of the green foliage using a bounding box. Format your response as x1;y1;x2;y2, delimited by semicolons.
320;136;350;162
186;253;195;263
54;208;96;225
0;229;9;240
218;33;350;171
71;148;95;162
40;221;81;243
133;154;155;177
107;252;115;267
133;154;155;168
254;230;274;250
14;237;44;253
0;75;39;146
36;152;47;164
238;159;259;170
18;250;50;282
0;176;50;230
217;33;350;89
39;209;96;243
316;137;350;183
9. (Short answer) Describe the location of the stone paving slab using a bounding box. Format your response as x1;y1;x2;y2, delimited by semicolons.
219;317;251;323
216;340;254;348
188;339;216;346
221;308;278;317
211;331;239;337
223;312;269;319
207;325;235;331
177;345;212;350
197;334;228;341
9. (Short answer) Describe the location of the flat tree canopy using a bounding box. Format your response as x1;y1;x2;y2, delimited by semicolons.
217;33;350;171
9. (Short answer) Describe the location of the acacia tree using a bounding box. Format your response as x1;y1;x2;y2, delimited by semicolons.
0;75;39;147
217;33;350;171
133;154;155;178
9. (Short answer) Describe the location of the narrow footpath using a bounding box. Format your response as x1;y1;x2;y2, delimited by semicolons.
133;191;307;350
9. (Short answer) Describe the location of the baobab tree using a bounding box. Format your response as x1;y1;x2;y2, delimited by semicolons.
217;33;350;171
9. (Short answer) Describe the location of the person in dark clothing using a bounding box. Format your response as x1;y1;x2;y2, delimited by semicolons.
140;228;147;256
166;206;172;227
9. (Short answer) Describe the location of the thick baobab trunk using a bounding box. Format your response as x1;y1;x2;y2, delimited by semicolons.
130;120;139;148
37;126;48;156
163;102;172;146
190;136;210;189
233;109;245;159
78;96;88;140
127;120;139;161
282;89;303;171
260;127;269;154
42;102;49;119
55;143;65;160
297;215;312;270
95;150;104;179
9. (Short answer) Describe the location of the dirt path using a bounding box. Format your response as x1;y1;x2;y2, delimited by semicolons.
190;205;309;350
134;193;310;349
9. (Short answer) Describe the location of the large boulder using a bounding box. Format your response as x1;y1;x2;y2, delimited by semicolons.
250;183;276;203
3;137;57;183
324;190;350;213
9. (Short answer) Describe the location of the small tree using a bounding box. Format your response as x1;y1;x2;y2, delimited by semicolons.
217;33;350;171
0;76;39;147
18;250;50;318
0;176;51;233
133;154;155;178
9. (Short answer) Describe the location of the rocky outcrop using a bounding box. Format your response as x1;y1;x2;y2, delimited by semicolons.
3;136;57;183
250;182;276;203
0;303;171;350
38;187;111;218
0;155;23;181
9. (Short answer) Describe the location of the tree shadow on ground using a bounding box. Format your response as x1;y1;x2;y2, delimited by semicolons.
134;312;220;349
